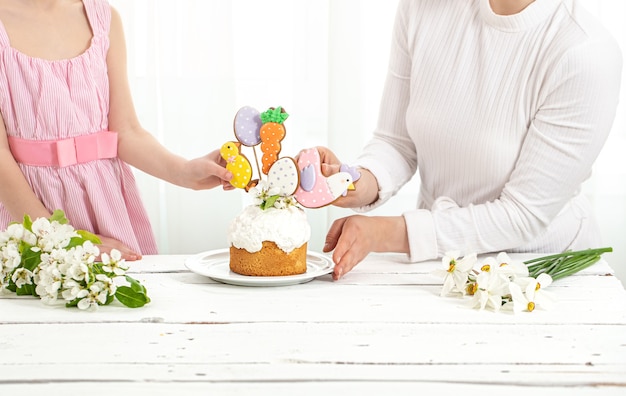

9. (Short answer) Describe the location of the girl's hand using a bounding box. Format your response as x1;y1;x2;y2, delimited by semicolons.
323;215;409;280
97;235;142;261
185;149;234;190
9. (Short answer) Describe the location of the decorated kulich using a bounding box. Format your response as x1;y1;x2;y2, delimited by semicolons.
228;156;307;276
228;194;310;277
225;105;305;276
224;105;359;277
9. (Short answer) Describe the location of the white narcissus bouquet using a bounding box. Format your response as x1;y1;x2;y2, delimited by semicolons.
433;247;612;313
0;210;150;310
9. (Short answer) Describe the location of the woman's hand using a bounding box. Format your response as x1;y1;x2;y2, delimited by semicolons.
309;146;380;208
323;215;409;280
97;235;142;261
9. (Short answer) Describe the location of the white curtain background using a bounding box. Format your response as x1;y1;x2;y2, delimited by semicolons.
110;0;626;286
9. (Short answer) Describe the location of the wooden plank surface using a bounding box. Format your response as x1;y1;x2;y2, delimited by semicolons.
1;253;625;394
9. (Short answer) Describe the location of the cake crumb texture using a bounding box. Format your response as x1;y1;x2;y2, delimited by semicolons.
230;241;307;276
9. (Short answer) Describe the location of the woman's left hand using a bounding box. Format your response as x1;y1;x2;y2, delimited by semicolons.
323;215;409;280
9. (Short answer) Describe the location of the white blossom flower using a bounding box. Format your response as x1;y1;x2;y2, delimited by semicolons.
507;273;554;313
249;180;277;205
1;223;33;244
96;274;117;296
469;270;511;311
1;242;21;272
34;262;63;301
432;251;477;296
77;282;108;310
62;279;86;301
11;267;33;289
31;218;77;252
491;252;529;279
68;261;90;283
274;198;288;210
101;249;128;276
527;273;554;309
1;211;149;310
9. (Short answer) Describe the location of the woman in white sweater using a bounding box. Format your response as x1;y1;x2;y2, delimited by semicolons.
322;0;622;280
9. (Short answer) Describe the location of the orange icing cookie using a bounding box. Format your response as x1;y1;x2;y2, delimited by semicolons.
259;107;288;175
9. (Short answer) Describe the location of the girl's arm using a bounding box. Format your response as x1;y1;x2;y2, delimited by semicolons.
0;114;51;222
106;7;232;190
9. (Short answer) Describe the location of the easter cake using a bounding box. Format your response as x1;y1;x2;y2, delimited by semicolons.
222;106;357;277
227;193;311;276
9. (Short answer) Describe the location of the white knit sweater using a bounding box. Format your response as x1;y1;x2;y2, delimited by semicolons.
356;0;622;261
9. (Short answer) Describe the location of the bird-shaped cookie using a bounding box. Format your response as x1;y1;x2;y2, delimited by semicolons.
220;141;253;189
294;148;356;208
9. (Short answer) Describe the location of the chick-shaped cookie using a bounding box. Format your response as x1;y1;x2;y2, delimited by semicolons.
220;141;252;189
294;148;355;208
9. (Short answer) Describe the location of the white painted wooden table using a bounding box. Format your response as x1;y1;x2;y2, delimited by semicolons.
1;252;625;395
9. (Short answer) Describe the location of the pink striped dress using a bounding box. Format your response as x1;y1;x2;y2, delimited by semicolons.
0;0;158;254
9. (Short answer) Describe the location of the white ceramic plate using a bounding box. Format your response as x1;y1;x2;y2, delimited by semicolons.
185;249;334;287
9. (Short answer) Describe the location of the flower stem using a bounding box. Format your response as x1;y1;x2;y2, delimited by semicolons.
524;247;612;281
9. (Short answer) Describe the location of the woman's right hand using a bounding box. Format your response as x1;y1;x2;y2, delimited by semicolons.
314;146;380;208
97;235;142;261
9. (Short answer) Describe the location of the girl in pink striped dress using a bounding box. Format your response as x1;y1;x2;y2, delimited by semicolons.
0;0;233;260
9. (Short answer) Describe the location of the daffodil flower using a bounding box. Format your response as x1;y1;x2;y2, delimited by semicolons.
508;273;554;313
433;251;477;296
470;270;510;311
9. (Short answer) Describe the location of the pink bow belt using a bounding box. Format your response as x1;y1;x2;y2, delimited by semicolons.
8;131;118;167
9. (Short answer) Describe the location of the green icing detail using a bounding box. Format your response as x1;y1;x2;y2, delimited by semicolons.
260;106;289;124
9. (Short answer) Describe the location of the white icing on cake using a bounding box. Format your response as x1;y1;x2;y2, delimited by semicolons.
228;205;311;253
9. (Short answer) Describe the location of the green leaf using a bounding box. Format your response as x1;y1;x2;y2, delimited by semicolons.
126;275;149;294
76;230;101;244
115;276;150;308
65;298;79;308
16;284;36;296
22;214;33;232
5;283;16;292
20;248;42;272
115;286;150;308
261;195;279;210
49;209;69;224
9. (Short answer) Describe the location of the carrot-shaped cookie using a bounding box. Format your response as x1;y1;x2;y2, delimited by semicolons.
259;107;289;175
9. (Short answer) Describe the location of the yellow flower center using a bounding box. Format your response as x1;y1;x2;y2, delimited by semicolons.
527;302;536;312
481;264;491;272
466;283;478;295
535;283;541;291
447;260;456;273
